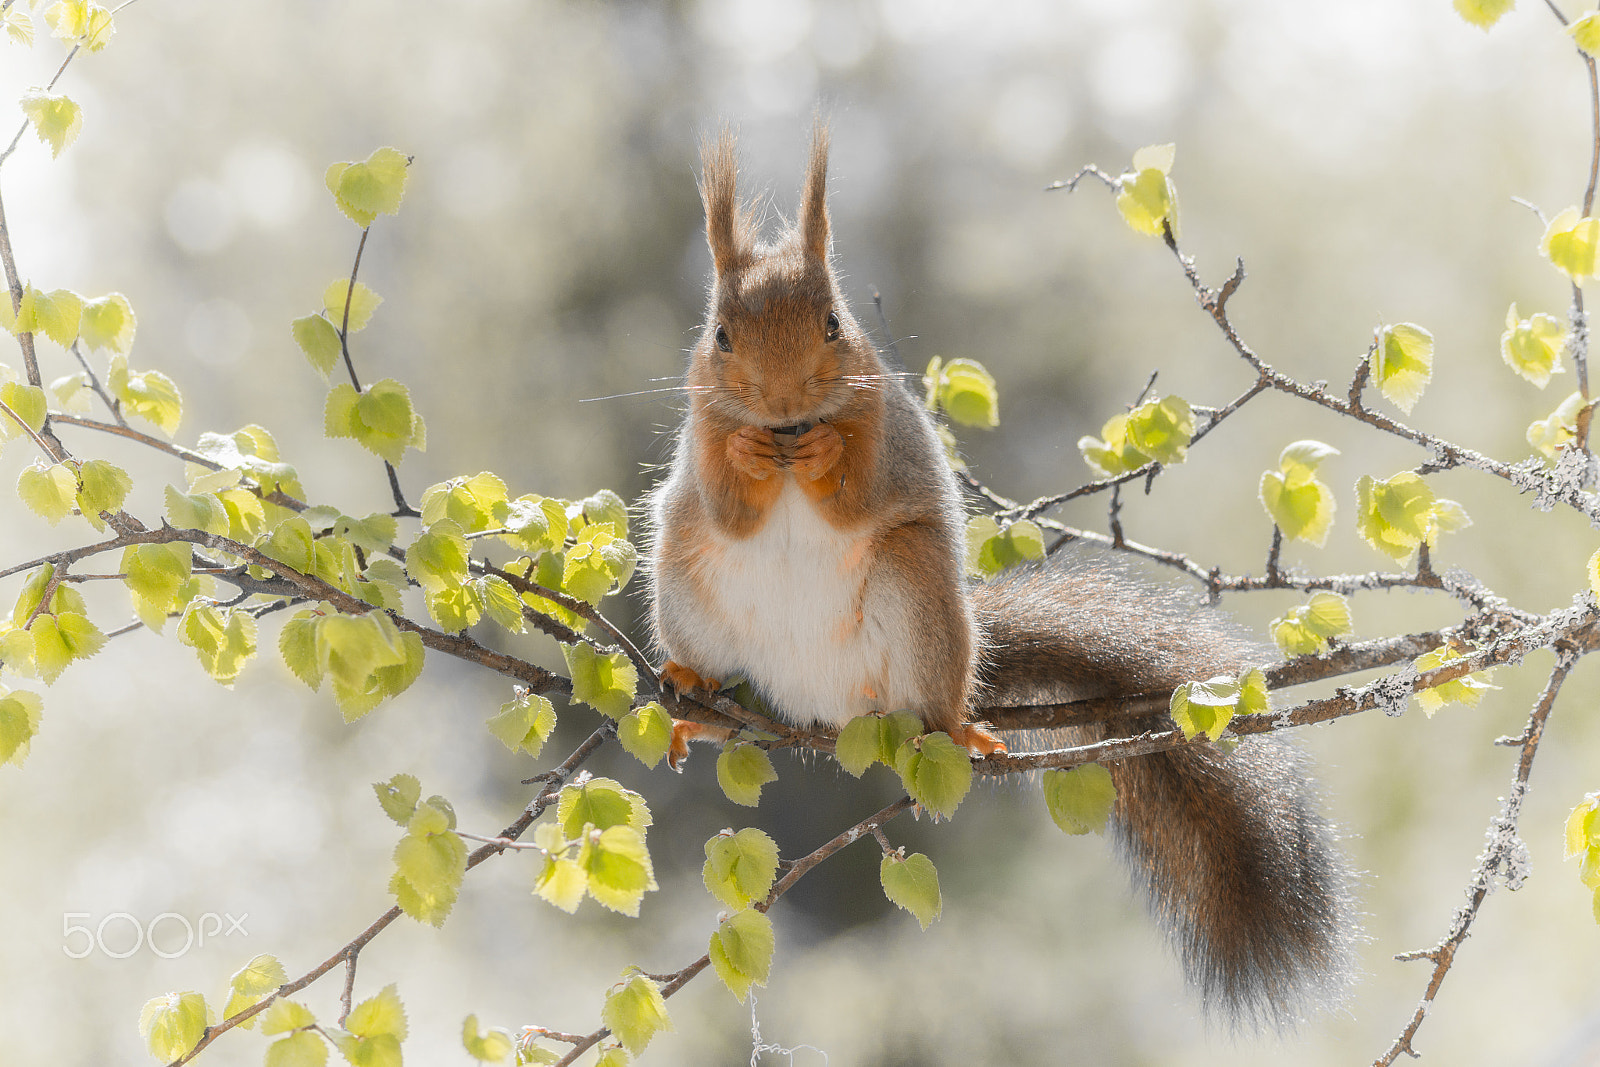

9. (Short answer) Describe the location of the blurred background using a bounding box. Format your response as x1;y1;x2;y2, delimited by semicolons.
4;0;1600;1063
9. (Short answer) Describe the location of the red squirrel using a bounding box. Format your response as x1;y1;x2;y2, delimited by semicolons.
647;126;1352;1029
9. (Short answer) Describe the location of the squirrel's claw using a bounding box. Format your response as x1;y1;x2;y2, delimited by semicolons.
727;425;784;480
947;722;1007;757
788;422;844;479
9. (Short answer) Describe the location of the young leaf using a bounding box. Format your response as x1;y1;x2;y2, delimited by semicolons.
835;713;887;777
534;853;587;914
322;278;383;332
600;973;673;1057
1042;764;1117;835
880;851;943;929
892;731;973;819
1414;645;1498;716
0;380;47;440
1259;440;1339;546
617;701;672;769
3;285;82;345
0;688;43;767
20;91;83;159
1542;208;1600;281
138;992;210;1062
965;515;1046;578
1371;324;1433;414
4;7;33;46
334;983;405;1067
563;643;637;720
702;827;780;909
1170;675;1245;741
717;741;778;807
1354;471;1437;560
1574;11;1600;54
1271;591;1353;656
325;379;425;466
325;146;410;228
18;463;79;525
31;611;105;684
223;953;287;1026
121;543;193;615
1124;394;1195;465
177;601;257;686
78;293;135;354
580;824;658;916
375;773;422;825
421;472;509;532
462;1014;514;1063
260;998;317;1036
558;777;651;837
1116;143;1179;237
391;796;468;926
1454;0;1514;29
924;356;999;428
292;314;342;379
708;908;776;1003
485;689;557;757
75;457;130;531
1502;304;1566;388
1528;390;1588;458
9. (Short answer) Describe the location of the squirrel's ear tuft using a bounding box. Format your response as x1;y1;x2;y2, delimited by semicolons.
799;122;830;260
700;128;749;276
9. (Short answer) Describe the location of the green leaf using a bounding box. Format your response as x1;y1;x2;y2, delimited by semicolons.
0;381;48;441
1371;324;1433;415
558;777;650;838
1116;144;1179;237
121;543;193;614
421;472;509;532
177;601;257;686
1543;207;1600;281
594;1047;631;1067
165;485;230;535
108;354;182;434
1414;645;1498;717
333;984;405;1067
717;741;777;807
1354;471;1466;561
562;522;637;605
1078;412;1149;478
265;1030;327;1067
1170;677;1238;741
574;488;631;539
498;494;568;553
12;563;55;626
31;611;104;684
1259;440;1338;547
392;796;468;926
708;908;775;1003
138;991;210;1062
601;973;672;1057
1565;794;1600;860
374;773;421;825
880;851;942;929
702;827;780;909
1528;390;1588;458
3;7;33;46
44;0;114;49
322;278;382;333
20;90;82;159
48;372;93;414
533;853;586;914
224;953;287;1027
1574;11;1600;54
406;519;470;593
261;999;317;1036
893;731;973;819
462;1014;514;1063
292;314;342;379
1272;592;1353;657
18;463;78;525
964;515;1046;578
79;292;135;354
617;701;672;769
0;688;44;767
1454;0;1514;29
485;689;557;757
1502;304;1566;388
924;356;999;428
835;713;888;777
1042;764;1117;835
75;457;130;531
563;642;638;720
580;824;658;916
325;146;411;228
325;379;425;466
1124;394;1194;465
3;285;82;345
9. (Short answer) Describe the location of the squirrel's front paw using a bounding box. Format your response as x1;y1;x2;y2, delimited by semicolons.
727;425;784;480
661;660;721;694
789;422;843;480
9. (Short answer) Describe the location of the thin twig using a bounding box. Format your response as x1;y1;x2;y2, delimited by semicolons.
1373;654;1574;1065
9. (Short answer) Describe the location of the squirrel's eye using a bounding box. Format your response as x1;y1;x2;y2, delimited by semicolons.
714;324;732;352
824;310;841;343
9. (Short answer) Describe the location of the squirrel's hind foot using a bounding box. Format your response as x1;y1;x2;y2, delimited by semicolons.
947;722;1006;757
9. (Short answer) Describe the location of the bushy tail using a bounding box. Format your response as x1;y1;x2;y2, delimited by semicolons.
971;552;1354;1030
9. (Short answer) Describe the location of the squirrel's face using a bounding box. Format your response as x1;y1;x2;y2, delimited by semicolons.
697;248;864;426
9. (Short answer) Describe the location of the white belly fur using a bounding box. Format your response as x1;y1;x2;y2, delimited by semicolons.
689;481;905;729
